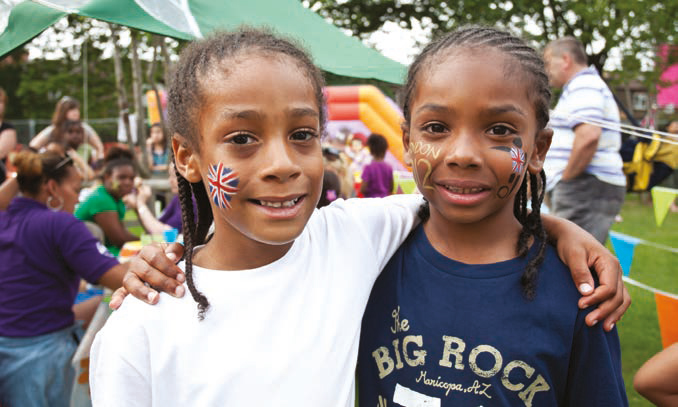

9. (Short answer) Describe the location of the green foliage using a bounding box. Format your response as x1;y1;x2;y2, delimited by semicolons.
0;17;176;145
305;0;678;85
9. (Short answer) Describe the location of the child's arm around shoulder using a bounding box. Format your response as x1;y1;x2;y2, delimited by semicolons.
89;297;154;406
541;213;630;331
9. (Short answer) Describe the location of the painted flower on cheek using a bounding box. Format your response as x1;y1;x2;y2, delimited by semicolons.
207;162;240;209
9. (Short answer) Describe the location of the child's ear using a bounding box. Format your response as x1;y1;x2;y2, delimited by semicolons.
527;128;553;173
401;122;412;167
172;134;202;183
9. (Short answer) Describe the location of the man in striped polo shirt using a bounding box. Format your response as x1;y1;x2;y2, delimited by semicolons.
543;37;626;243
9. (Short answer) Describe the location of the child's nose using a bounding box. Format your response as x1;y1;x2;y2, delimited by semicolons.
262;139;302;182
443;130;483;168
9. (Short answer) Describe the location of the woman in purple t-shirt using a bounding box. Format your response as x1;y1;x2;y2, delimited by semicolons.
360;133;394;198
0;151;126;407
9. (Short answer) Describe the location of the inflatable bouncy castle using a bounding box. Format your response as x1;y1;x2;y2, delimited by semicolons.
325;85;406;169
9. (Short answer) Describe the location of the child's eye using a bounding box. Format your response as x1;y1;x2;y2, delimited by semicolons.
228;133;256;145
423;123;447;134
488;125;516;136
290;130;318;142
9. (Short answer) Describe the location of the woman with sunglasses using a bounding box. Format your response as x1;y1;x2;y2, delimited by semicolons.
0;150;126;407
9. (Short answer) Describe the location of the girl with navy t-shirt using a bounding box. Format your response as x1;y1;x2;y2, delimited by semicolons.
357;26;628;406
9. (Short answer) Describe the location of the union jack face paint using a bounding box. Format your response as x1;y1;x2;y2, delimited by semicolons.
511;146;526;174
207;163;239;209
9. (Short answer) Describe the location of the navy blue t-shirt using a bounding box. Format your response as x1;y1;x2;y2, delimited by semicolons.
358;225;627;406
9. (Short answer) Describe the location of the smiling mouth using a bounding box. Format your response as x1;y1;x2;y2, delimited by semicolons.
251;197;302;208
441;185;486;194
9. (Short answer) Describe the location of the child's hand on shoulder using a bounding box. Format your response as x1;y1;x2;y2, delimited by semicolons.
109;242;186;310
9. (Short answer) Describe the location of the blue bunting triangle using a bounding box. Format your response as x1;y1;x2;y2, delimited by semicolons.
609;231;641;277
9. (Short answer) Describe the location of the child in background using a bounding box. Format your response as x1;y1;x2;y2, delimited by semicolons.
146;122;169;175
361;133;394;197
358;26;627;406
75;147;138;256
346;131;372;174
93;27;629;406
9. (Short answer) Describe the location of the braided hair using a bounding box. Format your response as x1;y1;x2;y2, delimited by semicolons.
405;25;551;300
167;27;326;319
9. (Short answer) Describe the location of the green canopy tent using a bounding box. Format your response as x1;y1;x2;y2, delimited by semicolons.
0;0;406;84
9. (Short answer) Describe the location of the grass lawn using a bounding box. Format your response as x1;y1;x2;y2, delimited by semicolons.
611;193;678;406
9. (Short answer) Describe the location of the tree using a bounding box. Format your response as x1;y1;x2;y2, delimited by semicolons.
0;16;179;167
305;0;678;87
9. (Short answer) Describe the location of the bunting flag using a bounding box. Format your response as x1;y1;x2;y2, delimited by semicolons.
624;277;678;348
651;186;678;227
608;231;678;279
609;231;641;276
655;292;678;348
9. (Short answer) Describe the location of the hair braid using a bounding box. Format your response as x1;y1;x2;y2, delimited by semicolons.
514;170;549;299
515;177;531;258
190;180;213;245
175;167;210;319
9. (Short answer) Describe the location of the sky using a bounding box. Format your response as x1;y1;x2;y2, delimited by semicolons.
365;20;430;65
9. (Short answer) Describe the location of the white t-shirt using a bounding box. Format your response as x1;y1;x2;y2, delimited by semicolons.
90;194;423;407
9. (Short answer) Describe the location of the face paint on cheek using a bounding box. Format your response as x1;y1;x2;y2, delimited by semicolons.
408;142;437;190
409;141;442;160
111;180;120;191
510;146;526;174
491;142;526;199
207;162;240;210
412;157;434;190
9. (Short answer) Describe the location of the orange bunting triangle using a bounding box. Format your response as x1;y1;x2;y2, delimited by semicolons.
655;292;678;348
